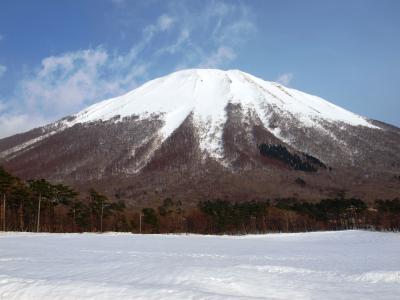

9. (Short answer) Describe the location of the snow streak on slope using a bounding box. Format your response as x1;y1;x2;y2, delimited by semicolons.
61;69;378;159
0;231;399;300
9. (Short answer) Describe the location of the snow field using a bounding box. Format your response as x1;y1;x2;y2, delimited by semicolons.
0;230;399;299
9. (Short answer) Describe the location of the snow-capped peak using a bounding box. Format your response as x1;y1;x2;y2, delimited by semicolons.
67;69;375;129
61;68;376;160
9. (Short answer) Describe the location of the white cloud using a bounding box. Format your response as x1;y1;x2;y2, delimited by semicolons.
0;65;6;78
276;73;294;86
200;46;236;68
158;14;174;31
156;28;190;55
208;1;234;17
0;113;47;139
14;47;147;119
0;47;149;138
215;19;256;45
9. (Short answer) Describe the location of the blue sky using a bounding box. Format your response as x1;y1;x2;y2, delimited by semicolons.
0;0;399;138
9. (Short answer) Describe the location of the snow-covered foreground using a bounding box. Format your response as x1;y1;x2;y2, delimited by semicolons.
0;231;399;300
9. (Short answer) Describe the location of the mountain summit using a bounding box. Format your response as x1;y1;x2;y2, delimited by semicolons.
1;69;399;203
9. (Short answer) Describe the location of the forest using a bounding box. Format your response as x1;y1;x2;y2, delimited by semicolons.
258;143;327;172
1;166;399;234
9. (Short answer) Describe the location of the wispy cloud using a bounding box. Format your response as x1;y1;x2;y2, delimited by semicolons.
0;65;6;78
0;113;46;140
159;0;256;69
0;46;150;138
0;34;3;41
157;14;174;31
0;1;256;138
276;73;294;86
0;101;45;139
200;46;236;68
12;47;147;121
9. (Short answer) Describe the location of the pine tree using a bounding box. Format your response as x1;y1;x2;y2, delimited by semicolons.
8;180;31;231
0;166;17;231
68;200;90;232
28;179;54;232
89;188;109;232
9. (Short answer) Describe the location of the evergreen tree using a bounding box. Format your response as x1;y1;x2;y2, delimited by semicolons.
68;200;90;231
28;179;54;232
8;180;32;231
53;184;78;206
142;208;159;233
89;188;110;232
0;166;17;231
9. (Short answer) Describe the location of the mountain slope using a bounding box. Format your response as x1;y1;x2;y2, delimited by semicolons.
1;69;399;203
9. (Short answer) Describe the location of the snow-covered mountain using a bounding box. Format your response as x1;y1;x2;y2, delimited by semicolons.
61;69;376;161
1;69;399;202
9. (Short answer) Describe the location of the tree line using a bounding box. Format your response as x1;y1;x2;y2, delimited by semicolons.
1;166;399;234
187;197;399;234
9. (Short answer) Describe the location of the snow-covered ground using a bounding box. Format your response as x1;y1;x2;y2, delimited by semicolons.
0;230;399;300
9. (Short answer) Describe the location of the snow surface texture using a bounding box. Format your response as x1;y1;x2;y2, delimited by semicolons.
62;69;378;160
0;230;399;300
